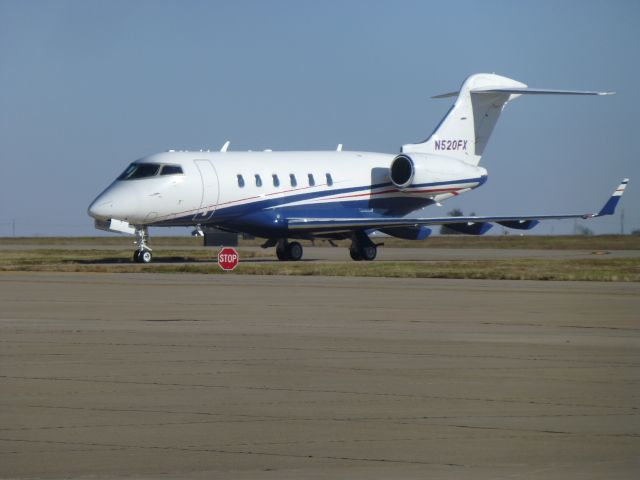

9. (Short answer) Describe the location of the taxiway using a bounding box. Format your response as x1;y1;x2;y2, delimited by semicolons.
0;272;638;478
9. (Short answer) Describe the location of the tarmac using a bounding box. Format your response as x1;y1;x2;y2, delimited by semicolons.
1;272;638;479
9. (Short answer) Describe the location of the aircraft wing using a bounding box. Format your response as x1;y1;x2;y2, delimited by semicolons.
287;179;629;234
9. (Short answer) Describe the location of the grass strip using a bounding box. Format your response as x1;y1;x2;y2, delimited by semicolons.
1;249;638;282
1;235;639;250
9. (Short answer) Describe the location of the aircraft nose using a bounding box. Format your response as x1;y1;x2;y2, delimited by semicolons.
88;184;142;222
88;194;114;220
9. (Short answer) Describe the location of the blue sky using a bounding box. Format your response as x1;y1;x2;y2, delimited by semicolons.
0;0;637;236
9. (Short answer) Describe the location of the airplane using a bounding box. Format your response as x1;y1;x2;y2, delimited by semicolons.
88;73;628;263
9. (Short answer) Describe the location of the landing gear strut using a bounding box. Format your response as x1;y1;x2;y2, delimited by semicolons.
349;231;378;261
133;227;152;263
276;239;303;261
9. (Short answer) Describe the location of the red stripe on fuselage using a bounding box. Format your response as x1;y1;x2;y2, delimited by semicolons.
330;186;462;200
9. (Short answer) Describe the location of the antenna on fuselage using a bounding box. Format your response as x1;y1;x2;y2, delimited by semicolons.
336;144;343;151
220;140;230;152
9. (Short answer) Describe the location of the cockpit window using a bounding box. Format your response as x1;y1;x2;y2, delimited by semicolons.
118;163;183;180
160;165;183;176
118;163;161;180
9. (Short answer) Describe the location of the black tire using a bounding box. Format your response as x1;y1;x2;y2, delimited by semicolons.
349;247;362;261
360;245;377;261
286;241;303;261
276;244;289;261
133;250;141;263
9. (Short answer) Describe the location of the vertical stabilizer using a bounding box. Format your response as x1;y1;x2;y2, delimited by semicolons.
402;73;526;166
402;73;612;166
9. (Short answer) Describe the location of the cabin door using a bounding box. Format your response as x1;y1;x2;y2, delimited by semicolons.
193;159;219;221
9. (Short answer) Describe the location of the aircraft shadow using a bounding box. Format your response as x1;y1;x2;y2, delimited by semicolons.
68;257;319;265
67;256;212;265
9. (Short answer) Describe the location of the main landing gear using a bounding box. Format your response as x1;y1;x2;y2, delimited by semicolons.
269;233;379;262
349;231;378;261
133;227;153;263
276;239;303;261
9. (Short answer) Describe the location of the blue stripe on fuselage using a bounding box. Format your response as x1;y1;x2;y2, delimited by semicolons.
214;176;485;220
153;176;486;235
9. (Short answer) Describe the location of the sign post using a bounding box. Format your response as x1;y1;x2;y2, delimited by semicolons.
217;247;239;271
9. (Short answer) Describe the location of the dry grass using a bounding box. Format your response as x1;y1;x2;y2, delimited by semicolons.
1;234;639;250
1;235;638;281
1;247;638;281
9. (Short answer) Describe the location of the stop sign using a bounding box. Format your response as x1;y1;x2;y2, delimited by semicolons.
217;247;239;271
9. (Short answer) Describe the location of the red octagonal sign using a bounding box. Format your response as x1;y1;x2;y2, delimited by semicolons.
217;247;239;271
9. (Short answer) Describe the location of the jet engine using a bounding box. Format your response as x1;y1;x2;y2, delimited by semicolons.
389;154;417;189
389;153;487;190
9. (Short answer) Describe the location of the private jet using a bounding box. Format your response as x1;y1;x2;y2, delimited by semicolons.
88;73;627;263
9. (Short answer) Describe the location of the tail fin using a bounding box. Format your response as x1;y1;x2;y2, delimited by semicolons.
402;73;613;166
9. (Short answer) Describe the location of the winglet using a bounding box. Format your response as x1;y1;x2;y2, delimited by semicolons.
596;179;629;216
220;140;230;152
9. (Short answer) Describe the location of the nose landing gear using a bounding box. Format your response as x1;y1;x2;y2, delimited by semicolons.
133;227;152;263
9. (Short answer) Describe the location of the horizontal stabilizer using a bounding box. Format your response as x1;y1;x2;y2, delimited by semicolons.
431;91;458;99
433;87;614;99
471;87;615;96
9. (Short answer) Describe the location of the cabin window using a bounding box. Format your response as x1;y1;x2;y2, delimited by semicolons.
160;165;183;176
118;163;161;180
289;174;297;187
272;174;280;187
308;173;315;186
326;173;333;186
255;174;262;187
237;174;245;187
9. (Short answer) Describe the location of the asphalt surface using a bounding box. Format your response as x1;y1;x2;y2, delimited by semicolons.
1;272;638;479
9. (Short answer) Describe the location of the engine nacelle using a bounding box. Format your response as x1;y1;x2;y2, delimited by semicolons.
389;154;415;189
389;153;487;190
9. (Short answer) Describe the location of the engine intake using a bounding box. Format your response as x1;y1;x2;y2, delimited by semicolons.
389;154;414;189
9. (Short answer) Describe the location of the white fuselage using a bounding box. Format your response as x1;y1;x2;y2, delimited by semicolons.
88;150;487;238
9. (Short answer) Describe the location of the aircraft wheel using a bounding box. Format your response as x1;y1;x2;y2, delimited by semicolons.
276;243;288;261
286;242;303;261
349;247;363;261
135;249;152;264
141;249;152;263
360;245;377;261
